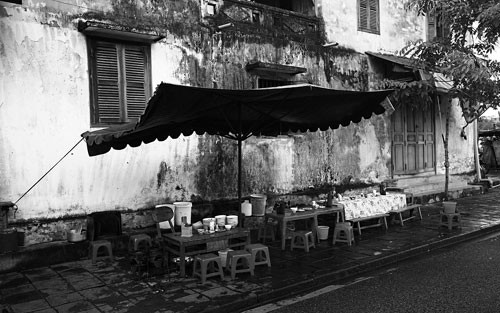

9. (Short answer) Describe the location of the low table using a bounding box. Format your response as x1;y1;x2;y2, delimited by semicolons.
163;228;250;277
265;206;343;250
349;214;389;235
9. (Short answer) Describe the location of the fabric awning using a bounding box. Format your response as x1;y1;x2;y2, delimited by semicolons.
82;83;394;156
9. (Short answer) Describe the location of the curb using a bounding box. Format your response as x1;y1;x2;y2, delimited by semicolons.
209;223;500;313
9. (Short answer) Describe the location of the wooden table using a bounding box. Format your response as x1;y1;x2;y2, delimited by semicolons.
265;206;343;250
163;228;250;277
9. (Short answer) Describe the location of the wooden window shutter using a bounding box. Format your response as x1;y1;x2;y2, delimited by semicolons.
359;0;379;34
359;0;369;30
94;41;121;124
124;46;149;121
88;38;151;126
368;0;379;33
427;11;436;41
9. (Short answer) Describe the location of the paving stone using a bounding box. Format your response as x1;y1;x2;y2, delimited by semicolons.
79;286;126;306
45;292;84;307
54;300;100;313
95;299;134;313
111;280;153;297
30;309;57;313
10;298;50;313
63;273;104;291
23;268;58;282
0;272;30;289
33;278;73;295
98;272;133;285
3;289;44;305
1;282;35;297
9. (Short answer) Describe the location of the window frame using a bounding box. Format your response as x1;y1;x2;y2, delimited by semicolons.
358;0;380;35
87;37;152;127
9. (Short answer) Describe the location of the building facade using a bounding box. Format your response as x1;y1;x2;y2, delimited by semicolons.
0;0;475;244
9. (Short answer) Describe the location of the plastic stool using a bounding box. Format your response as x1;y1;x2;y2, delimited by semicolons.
89;240;113;264
227;250;254;279
245;244;271;267
192;253;224;284
439;211;462;230
290;230;315;252
258;224;276;242
332;223;355;246
128;234;152;252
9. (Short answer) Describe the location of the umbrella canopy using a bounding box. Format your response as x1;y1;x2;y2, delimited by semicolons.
81;83;394;202
83;83;393;155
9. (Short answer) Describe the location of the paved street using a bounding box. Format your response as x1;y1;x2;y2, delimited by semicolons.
248;232;500;313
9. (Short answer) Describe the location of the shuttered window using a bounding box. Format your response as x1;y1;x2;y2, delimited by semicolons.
88;38;151;126
358;0;379;34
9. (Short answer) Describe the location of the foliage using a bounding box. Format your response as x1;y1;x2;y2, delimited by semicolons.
403;0;500;123
378;79;434;110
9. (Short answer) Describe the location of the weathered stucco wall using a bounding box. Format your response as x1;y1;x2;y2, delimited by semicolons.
321;0;425;54
0;0;474;245
435;97;475;175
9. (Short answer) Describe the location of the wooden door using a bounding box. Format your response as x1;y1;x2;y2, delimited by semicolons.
392;105;435;175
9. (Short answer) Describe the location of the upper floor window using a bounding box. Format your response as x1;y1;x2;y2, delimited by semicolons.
427;9;449;41
87;38;151;126
358;0;379;34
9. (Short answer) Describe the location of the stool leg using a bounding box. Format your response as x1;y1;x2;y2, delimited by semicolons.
201;260;208;284
192;259;198;278
216;259;224;280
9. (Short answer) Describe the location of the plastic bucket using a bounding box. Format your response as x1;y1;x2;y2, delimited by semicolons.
215;215;226;226
173;202;192;226
155;204;175;229
226;215;238;227
443;201;457;214
317;226;329;240
218;249;234;267
250;194;267;216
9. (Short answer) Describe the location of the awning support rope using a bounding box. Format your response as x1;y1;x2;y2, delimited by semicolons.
14;137;84;204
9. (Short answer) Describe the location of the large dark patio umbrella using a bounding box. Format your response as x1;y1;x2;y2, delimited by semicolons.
82;83;394;206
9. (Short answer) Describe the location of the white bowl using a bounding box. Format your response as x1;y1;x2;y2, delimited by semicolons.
224;224;232;231
290;207;298;214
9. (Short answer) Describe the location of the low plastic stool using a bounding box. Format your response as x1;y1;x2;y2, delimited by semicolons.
258;224;276;243
245;243;271;267
128;234;152;252
290;230;315;252
192;253;224;284
227;250;254;279
332;223;355;246
439;211;462;230
89;240;113;264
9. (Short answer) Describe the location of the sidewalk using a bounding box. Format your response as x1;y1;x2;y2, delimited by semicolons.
2;187;500;313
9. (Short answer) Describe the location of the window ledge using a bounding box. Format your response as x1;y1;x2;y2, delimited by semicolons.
78;20;164;43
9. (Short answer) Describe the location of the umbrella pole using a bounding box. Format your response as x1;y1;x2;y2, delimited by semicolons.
238;137;242;208
238;103;243;226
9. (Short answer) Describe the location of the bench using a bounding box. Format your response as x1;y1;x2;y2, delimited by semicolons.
348;214;389;235
389;204;422;226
